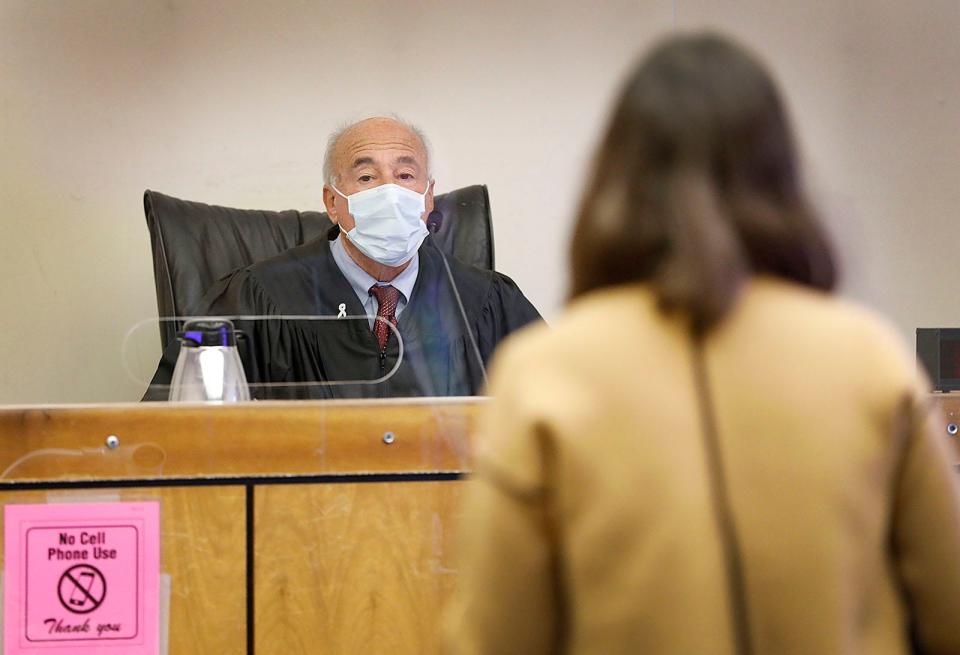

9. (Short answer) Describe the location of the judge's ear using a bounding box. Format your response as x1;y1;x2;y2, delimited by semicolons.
322;185;340;225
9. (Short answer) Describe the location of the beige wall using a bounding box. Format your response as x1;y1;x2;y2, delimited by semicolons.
1;0;957;404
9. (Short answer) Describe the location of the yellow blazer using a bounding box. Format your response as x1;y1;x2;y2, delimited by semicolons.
444;277;960;655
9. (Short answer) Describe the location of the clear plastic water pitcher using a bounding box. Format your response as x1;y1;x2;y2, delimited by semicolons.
168;319;250;402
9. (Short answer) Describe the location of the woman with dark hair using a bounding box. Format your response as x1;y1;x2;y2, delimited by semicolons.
444;33;960;654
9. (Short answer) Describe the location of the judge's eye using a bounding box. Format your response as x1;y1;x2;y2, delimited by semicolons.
358;175;374;183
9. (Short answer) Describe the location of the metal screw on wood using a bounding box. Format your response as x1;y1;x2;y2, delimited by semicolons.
105;435;120;449
382;431;396;445
948;423;958;436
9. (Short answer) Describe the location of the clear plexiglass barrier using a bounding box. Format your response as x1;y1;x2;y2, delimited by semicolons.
123;314;489;401
0;367;483;653
1;290;490;652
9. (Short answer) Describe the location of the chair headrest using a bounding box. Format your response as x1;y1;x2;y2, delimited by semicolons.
144;185;494;349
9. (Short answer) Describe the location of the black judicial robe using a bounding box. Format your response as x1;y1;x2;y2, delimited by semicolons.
146;233;541;399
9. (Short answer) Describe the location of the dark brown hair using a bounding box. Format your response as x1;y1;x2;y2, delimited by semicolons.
570;32;836;331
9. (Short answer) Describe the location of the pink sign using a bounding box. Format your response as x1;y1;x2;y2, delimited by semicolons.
4;502;159;654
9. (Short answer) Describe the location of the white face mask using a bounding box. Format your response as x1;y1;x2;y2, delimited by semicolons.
332;182;432;266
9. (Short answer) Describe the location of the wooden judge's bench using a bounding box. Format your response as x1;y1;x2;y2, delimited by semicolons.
0;394;957;654
0;398;482;654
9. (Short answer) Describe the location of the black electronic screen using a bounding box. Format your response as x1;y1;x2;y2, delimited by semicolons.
940;338;960;380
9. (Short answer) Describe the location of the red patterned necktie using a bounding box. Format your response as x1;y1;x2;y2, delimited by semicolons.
369;284;400;352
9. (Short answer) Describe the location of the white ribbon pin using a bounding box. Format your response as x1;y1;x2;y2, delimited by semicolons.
337;303;347;319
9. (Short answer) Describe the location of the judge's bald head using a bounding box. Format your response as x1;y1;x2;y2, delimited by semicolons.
322;116;432;189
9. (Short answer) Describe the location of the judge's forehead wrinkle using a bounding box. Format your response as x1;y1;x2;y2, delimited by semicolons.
350;155;375;169
333;120;428;176
340;140;425;171
349;152;422;172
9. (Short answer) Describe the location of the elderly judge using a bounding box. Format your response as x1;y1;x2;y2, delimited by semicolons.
146;117;540;399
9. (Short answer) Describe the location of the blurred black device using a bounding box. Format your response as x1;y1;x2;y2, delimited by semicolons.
917;328;960;392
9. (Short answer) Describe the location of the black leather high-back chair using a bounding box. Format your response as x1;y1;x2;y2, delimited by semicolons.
144;186;495;350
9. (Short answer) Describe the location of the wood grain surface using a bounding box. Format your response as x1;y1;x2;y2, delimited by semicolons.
254;481;465;655
0;399;482;482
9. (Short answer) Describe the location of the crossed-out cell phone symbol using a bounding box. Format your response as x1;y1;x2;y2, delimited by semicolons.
57;564;106;614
